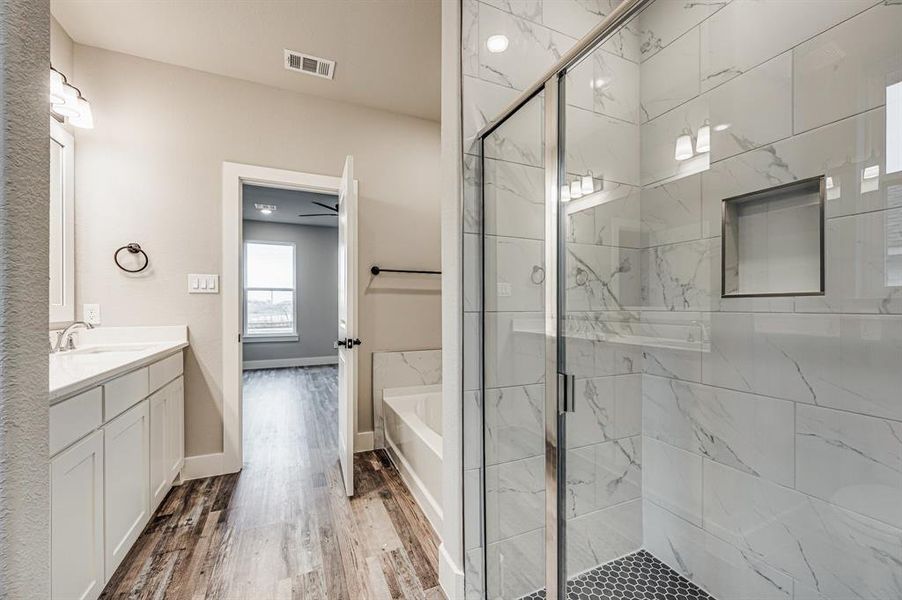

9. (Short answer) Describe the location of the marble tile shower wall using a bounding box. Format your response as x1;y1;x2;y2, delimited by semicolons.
633;1;902;600
465;0;902;599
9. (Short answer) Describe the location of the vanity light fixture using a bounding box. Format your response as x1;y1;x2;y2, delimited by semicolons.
674;132;694;161
49;69;66;104
581;174;594;195
255;203;278;215
861;164;881;194
51;84;80;118
69;98;94;129
486;34;509;53
561;184;571;202
569;180;583;200
696;123;711;154
49;66;94;129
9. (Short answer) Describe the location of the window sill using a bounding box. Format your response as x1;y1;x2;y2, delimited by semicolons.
243;334;299;344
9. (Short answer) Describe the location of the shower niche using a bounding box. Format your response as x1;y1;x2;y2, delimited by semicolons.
721;176;825;298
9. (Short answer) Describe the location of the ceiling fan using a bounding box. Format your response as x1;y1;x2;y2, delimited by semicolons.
298;200;338;218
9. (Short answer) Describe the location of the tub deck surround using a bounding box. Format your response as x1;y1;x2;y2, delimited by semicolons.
372;349;442;449
49;325;188;403
383;384;444;536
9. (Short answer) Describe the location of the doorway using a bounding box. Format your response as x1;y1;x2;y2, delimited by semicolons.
221;161;358;495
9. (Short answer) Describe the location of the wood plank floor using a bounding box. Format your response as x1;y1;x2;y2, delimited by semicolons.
99;366;443;600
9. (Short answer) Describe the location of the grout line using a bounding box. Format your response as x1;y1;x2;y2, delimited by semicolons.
640;371;902;426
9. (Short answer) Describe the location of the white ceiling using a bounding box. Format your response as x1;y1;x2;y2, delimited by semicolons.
243;185;338;227
51;0;441;121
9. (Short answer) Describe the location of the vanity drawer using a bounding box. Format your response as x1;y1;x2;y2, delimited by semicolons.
148;352;183;393
104;367;149;421
50;387;103;456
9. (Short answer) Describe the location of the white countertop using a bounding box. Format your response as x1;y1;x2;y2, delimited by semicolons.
50;326;188;404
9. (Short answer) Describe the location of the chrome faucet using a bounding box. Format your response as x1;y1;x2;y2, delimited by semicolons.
52;321;94;353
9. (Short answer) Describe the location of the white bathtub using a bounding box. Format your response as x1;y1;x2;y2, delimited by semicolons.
383;384;443;534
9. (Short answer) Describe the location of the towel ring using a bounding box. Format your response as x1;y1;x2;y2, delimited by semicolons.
114;243;149;273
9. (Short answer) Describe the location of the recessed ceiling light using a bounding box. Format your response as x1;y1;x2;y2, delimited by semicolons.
714;123;731;132
486;34;509;54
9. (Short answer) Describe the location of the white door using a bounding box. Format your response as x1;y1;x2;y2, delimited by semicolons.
51;430;104;600
337;155;358;497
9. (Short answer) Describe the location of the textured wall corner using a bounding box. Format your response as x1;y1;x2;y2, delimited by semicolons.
0;0;51;596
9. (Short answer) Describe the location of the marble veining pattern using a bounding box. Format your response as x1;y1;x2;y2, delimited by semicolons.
464;0;902;598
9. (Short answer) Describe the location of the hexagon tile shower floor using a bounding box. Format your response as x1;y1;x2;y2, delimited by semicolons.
521;550;715;600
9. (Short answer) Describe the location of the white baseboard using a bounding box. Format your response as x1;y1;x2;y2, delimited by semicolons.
355;430;374;452
181;452;240;481
242;355;338;370
439;543;465;599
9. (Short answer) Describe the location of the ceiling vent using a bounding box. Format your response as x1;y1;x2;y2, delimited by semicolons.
284;49;335;80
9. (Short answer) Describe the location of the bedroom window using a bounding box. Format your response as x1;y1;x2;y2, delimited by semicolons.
244;240;297;340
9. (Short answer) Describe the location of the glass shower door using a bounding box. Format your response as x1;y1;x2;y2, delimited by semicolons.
480;90;549;600
557;29;646;594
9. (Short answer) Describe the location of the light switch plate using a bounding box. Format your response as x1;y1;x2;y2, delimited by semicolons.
188;274;220;294
497;282;512;297
83;303;101;325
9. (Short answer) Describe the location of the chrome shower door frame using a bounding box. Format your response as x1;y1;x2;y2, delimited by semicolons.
473;2;652;598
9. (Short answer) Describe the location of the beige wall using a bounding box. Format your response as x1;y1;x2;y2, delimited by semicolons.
50;16;73;76
69;44;441;457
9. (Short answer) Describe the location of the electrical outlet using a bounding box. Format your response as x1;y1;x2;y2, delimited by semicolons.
83;303;101;325
497;282;512;297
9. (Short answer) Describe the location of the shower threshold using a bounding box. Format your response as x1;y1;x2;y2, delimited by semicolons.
521;550;714;600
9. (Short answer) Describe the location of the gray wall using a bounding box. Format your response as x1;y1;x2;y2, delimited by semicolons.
242;220;338;365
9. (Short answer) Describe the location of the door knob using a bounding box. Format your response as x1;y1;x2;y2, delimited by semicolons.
334;339;348;348
347;338;362;348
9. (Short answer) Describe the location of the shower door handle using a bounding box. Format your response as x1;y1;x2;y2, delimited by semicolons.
558;372;576;413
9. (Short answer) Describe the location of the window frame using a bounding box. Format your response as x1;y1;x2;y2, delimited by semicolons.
243;239;299;342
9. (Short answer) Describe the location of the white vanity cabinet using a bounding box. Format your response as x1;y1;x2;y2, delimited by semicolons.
50;348;185;600
149;375;185;511
50;430;104;600
103;399;150;579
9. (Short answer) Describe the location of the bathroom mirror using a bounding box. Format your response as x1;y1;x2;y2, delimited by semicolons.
49;118;75;325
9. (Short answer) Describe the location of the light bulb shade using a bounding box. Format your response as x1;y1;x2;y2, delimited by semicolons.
560;184;571;203
581;175;594;195
570;180;583;199
696;125;711;154
674;134;694;161
49;70;66;104
53;83;81;117
69;97;94;129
